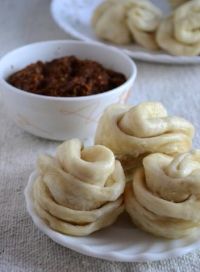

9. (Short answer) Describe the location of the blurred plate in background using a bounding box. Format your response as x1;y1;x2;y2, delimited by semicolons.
50;0;200;64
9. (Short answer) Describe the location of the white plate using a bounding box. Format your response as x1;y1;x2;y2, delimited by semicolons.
50;0;200;64
25;171;200;262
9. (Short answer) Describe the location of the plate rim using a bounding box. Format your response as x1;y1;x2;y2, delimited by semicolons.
50;0;200;65
24;170;200;262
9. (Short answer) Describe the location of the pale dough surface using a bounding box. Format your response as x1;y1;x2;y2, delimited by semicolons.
174;0;200;44
125;151;200;239
95;102;194;157
92;0;162;49
33;139;125;236
156;17;200;56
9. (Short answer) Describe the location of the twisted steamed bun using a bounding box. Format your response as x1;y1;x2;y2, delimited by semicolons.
92;0;132;45
33;139;125;236
92;0;162;49
126;0;162;50
95;102;194;156
95;102;194;180
125;150;200;238
156;0;200;56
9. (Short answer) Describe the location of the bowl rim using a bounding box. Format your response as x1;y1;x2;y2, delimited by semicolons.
0;40;137;101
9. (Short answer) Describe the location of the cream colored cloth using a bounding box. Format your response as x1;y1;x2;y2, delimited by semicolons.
95;102;194;156
174;0;200;45
125;151;200;239
33;139;125;236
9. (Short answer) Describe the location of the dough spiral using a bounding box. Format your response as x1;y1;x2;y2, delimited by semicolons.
156;0;200;56
95;102;194;180
125;150;200;239
92;0;162;49
92;0;132;45
126;0;162;50
33;139;125;236
174;0;200;44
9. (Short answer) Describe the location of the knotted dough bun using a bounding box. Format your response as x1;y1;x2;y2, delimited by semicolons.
95;102;194;180
92;0;161;49
95;102;194;156
126;0;162;50
156;1;200;56
92;0;132;44
174;0;200;44
125;151;200;239
33;139;125;236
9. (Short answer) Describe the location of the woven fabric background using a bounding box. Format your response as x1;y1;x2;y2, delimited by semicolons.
1;0;200;271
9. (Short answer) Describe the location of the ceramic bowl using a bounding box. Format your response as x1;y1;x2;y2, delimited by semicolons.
0;40;137;141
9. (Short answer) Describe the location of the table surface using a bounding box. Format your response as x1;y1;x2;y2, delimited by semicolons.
1;0;200;271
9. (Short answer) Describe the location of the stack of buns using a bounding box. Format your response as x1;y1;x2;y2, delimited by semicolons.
31;100;200;239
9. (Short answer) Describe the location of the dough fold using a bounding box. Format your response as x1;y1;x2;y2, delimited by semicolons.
126;0;162;50
95;102;194;181
156;1;200;56
125;151;200;239
92;0;161;49
174;0;200;44
33;139;125;236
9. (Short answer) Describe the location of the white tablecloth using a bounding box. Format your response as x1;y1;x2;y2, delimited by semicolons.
1;0;200;271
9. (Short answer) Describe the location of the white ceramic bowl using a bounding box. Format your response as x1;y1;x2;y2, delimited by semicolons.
0;40;137;141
